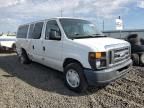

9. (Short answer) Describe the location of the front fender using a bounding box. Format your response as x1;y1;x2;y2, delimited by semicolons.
63;53;91;69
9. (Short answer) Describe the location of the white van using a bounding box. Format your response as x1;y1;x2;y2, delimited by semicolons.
16;17;132;92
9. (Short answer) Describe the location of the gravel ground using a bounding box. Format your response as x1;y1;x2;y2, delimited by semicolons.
0;53;144;108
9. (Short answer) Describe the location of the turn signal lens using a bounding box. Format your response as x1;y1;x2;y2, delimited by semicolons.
89;52;105;59
96;52;102;59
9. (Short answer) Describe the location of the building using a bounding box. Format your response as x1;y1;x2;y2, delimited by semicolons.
103;29;144;40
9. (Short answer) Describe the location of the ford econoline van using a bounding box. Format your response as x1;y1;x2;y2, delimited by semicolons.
16;17;132;92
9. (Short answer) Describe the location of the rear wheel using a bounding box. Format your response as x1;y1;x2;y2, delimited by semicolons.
131;54;139;66
64;63;88;93
19;50;31;64
140;53;144;65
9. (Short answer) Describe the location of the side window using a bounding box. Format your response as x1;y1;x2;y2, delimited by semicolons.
28;24;34;39
45;20;61;40
32;22;44;39
17;25;29;38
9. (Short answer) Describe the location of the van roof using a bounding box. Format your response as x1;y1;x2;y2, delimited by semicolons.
53;17;84;19
19;17;86;27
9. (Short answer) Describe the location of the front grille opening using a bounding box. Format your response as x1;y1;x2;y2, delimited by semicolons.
114;47;129;53
117;65;129;72
108;51;112;64
113;47;130;64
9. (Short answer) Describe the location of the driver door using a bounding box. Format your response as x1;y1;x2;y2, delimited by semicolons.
42;20;63;71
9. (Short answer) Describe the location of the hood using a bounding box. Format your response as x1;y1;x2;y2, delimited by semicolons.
73;37;129;52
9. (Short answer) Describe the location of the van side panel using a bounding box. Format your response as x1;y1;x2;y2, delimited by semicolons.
16;25;29;55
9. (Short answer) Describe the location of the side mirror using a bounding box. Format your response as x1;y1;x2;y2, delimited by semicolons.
49;30;61;40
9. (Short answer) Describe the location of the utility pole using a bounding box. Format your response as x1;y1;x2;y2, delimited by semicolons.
60;8;63;17
118;16;122;38
103;20;105;31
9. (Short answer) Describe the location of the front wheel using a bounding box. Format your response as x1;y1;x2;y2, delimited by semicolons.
19;50;31;64
64;63;88;93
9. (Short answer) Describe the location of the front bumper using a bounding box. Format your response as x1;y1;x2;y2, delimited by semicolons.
84;59;132;86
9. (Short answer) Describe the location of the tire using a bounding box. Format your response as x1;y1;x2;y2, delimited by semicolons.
64;63;88;93
131;54;139;66
140;53;144;65
19;50;31;64
131;45;144;53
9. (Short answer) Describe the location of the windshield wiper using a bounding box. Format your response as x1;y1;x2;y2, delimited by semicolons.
69;33;106;39
92;34;107;37
72;36;95;39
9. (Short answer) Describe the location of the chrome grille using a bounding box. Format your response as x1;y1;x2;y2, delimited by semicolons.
113;47;130;64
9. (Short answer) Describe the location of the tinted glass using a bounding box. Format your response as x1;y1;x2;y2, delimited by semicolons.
45;20;61;40
32;22;44;39
17;25;29;38
60;19;103;39
28;24;34;39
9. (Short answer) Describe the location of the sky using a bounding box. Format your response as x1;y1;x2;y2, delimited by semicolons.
0;0;144;32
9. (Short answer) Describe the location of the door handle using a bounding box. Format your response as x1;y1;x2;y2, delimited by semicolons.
43;46;45;51
32;45;34;50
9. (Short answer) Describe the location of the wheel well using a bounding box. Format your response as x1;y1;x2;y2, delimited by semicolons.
21;48;27;54
63;58;83;68
11;43;16;50
12;43;16;47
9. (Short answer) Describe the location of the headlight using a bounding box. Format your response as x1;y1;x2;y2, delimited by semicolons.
96;60;101;68
96;59;107;68
88;52;107;69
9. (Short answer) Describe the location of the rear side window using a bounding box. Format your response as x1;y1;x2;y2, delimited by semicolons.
28;24;34;39
32;22;44;39
17;25;29;38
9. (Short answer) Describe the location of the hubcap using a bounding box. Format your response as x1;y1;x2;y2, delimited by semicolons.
66;69;80;88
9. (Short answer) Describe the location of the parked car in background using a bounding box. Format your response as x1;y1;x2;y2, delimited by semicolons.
103;29;144;66
0;33;16;51
16;17;132;92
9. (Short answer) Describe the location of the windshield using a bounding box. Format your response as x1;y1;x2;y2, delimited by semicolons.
59;19;104;39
